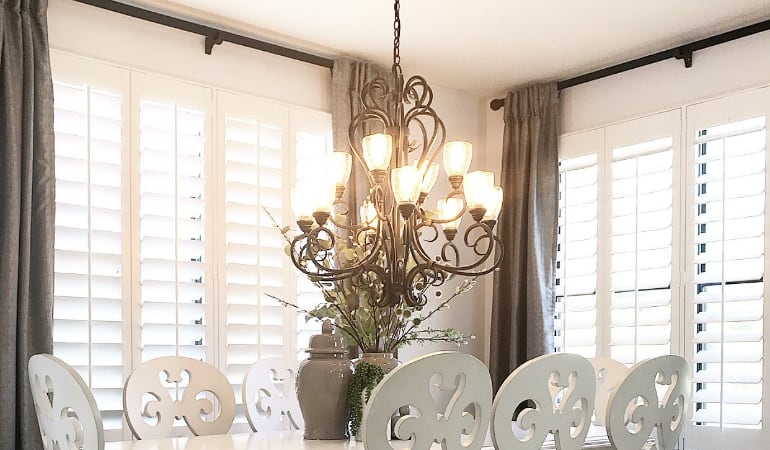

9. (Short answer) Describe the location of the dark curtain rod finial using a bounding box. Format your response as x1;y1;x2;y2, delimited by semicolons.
489;18;770;110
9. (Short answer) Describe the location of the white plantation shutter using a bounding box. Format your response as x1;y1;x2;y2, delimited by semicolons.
217;92;292;430
51;55;130;439
690;115;766;428
608;135;675;364
683;88;770;448
557;112;680;366
133;75;213;363
555;152;599;357
50;51;336;441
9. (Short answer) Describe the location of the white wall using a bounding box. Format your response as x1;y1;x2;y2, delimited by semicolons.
48;0;331;111
483;28;770;360
47;0;491;362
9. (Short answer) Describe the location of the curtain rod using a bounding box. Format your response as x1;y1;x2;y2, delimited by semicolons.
71;0;335;69
489;18;770;111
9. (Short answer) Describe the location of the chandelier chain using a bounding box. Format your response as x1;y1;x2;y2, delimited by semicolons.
393;0;400;67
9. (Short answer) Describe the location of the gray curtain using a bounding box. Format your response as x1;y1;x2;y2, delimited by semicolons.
489;83;559;391
0;0;56;448
331;57;391;213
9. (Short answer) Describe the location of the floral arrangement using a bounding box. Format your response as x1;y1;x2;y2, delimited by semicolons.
265;209;476;354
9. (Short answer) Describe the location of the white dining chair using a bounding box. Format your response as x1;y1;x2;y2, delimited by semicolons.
490;352;596;450
587;357;628;428
606;354;690;450
242;358;304;432
28;353;105;450
361;351;492;450
123;356;236;439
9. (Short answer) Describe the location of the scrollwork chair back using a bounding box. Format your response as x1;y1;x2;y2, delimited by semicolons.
606;354;691;450
587;357;628;427
490;353;596;450
123;356;235;439
362;351;492;450
28;353;105;450
242;358;303;432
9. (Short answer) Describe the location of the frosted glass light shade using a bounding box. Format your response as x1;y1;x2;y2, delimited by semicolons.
413;160;439;194
291;185;314;220
391;165;421;204
437;197;463;230
312;178;336;213
482;186;503;221
464;171;494;209
362;133;393;171
329;152;353;187
443;141;473;177
359;200;378;228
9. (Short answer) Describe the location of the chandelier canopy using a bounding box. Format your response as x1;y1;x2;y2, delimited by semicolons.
289;0;503;307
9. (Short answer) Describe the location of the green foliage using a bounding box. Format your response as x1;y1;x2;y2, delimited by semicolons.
347;362;385;436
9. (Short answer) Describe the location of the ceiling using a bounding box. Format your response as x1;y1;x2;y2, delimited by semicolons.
132;0;770;96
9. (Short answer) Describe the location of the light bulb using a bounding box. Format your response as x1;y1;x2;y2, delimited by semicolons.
362;133;392;172
482;186;503;221
291;185;314;221
312;178;336;213
413;159;439;198
359;200;379;229
464;171;494;210
329;152;352;194
443;141;473;179
391;165;421;204
437;197;463;230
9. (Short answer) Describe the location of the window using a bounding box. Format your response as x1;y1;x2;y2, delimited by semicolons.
51;52;330;440
684;88;769;448
559;87;770;447
556;111;680;364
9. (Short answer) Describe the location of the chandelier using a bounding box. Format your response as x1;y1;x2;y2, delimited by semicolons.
288;0;503;307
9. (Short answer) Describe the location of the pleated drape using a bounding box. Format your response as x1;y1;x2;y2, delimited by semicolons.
0;0;56;447
489;83;559;391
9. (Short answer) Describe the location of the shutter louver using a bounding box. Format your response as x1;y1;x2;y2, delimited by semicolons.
52;80;125;431
692;116;766;429
609;138;674;364
555;154;598;357
139;99;207;362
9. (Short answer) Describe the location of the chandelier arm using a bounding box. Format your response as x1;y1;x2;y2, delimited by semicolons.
441;241;460;267
415;220;439;243
405;115;438;175
403;264;447;307
289;227;386;280
408;223;503;276
361;262;394;307
403;75;433;106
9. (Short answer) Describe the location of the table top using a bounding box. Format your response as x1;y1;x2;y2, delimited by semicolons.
103;431;485;450
103;431;615;450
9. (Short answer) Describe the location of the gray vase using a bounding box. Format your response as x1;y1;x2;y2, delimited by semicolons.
296;320;352;440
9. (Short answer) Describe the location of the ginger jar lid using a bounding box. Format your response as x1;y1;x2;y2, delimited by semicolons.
306;320;348;355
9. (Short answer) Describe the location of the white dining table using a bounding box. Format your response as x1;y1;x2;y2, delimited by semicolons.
103;430;616;450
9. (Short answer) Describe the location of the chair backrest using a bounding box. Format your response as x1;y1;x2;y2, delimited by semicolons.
587;357;628;427
606;354;691;450
28;353;105;450
242;358;303;432
490;352;596;450
123;356;235;439
362;351;492;450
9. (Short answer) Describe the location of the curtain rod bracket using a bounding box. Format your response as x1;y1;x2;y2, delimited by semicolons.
674;47;693;68
205;31;225;55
